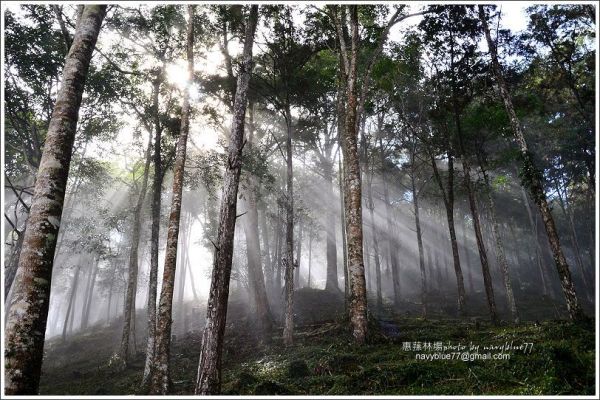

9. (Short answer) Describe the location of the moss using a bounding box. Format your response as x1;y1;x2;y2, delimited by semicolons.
38;304;595;396
288;359;310;378
253;380;292;395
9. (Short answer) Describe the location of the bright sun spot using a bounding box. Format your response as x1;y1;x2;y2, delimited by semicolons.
166;59;190;90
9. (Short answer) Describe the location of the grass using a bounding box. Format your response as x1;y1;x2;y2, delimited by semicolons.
38;290;595;395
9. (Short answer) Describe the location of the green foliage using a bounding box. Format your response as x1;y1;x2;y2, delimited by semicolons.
38;317;595;395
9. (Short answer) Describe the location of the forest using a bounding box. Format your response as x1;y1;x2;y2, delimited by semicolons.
2;2;597;397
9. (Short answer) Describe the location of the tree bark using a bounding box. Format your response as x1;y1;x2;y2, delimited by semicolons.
479;5;584;320
241;104;272;344
379;142;401;309
283;103;295;346
480;158;519;323
142;69;166;388
118;131;153;365
410;160;427;318
339;155;349;308
81;257;99;330
553;178;592;301
150;8;194;393
367;175;383;311
194;6;258;394
4;6;106;394
339;6;368;343
61;264;81;342
323;160;339;292
429;152;466;315
259;206;273;294
459;156;498;324
307;230;313;288
294;219;303;288
4;228;24;300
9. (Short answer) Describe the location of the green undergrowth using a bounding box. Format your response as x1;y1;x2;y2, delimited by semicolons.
39;316;595;395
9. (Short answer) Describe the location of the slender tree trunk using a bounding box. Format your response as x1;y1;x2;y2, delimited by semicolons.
150;9;194;392
294;219;303;288
367;198;382;311
177;223;188;334
462;218;474;295
186;241;200;302
194;7;258;394
119;130;152;365
479;6;584;320
4;230;24;300
62;264;81;341
142;66;166;388
323;161;339;292
480;160;519;323
410;165;427;318
379;143;401;308
430;153;466;315
307;230;313;288
520;183;550;297
459;157;498;323
274;206;283;293
334;6;368;343
283;104;295;346
4;6;106;394
450;24;497;323
241;104;272;344
259;207;273;294
553;178;592;301
339;155;349;309
364;134;382;311
81;257;99;330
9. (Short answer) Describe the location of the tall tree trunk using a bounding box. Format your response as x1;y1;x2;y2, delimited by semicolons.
459;157;497;323
274;205;283;293
323;160;339;292
480;158;519;323
553;178;592;301
4;229;24;300
241;104;272;344
259;207;273;293
449;22;497;323
462;218;474;295
341;8;367;343
294;219;303;288
364;134;382;311
62;264;81;342
150;8;194;392
479;6;584;321
339;156;349;308
118;130;153;365
379;142;401;309
176;220;189;334
4;6;106;394
410;162;427;318
194;7;258;394
430;153;466;315
283;103;295;346
367;199;383;312
520;183;550;297
81;257;99;330
142;69;165;388
307;230;313;288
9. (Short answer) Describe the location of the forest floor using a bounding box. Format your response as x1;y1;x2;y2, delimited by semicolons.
39;288;596;396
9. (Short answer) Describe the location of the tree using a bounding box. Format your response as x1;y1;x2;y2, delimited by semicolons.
4;5;107;394
479;5;585;320
117;131;152;365
328;4;424;342
149;5;195;394
194;5;259;394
